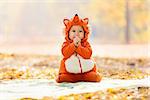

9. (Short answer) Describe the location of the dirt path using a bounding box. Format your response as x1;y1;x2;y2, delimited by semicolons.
0;43;149;58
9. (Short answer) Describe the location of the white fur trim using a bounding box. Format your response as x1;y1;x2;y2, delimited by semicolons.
65;54;95;74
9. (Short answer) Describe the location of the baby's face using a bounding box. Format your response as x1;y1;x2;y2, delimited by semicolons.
69;25;84;40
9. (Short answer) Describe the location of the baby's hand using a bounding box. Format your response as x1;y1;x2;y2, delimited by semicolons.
73;36;81;47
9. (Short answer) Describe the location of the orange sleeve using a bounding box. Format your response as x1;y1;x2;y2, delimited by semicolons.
75;42;92;59
61;42;76;59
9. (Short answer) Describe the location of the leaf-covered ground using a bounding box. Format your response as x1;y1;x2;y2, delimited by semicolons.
0;53;150;100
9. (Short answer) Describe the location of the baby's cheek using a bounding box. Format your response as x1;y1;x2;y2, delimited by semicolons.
69;32;75;40
79;33;84;39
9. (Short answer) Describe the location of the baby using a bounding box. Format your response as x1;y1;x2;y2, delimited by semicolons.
56;14;102;83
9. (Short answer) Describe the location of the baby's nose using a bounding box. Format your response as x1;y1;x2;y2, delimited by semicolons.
76;33;79;36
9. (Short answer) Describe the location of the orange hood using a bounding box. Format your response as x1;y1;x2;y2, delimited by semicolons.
63;14;90;43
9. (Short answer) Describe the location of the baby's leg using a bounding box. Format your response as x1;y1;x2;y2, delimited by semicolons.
82;71;102;82
56;73;82;83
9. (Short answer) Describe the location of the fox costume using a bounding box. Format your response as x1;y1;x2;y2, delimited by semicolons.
56;14;102;83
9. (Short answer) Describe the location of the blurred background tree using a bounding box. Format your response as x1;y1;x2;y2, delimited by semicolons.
81;0;149;44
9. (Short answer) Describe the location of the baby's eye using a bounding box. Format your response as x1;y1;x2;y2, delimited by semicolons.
79;30;83;32
72;30;76;32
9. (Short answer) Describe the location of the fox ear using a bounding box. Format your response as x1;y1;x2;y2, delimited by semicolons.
83;18;89;24
63;19;70;26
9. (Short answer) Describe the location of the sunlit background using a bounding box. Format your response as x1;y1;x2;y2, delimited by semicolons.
0;0;149;57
